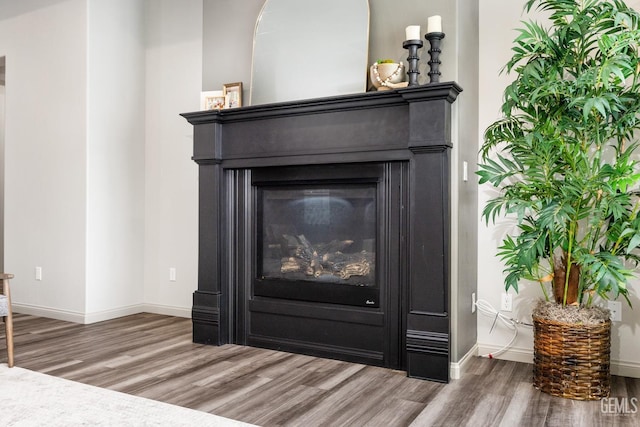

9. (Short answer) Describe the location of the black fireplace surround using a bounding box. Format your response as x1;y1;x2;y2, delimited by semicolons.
181;82;461;382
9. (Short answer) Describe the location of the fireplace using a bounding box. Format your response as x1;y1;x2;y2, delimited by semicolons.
182;83;461;382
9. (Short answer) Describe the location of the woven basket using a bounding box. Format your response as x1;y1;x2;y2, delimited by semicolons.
533;314;611;400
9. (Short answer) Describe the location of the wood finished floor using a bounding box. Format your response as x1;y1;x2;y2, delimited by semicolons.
1;312;639;426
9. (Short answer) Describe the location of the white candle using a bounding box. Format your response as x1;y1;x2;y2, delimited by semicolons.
405;25;421;41
427;15;442;34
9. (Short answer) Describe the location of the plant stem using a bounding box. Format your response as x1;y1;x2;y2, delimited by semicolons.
540;279;550;301
563;221;577;306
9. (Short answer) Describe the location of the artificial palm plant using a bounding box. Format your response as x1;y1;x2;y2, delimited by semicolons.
479;0;640;310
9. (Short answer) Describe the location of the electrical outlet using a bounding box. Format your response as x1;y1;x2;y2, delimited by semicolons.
501;293;513;312
169;267;176;282
35;266;42;281
608;301;622;322
471;292;476;313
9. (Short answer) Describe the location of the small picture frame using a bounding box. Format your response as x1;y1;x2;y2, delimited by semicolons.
201;90;225;111
223;82;243;109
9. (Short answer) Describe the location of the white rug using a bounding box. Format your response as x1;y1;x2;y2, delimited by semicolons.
0;364;254;426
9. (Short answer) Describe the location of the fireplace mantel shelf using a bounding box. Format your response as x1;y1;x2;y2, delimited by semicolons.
182;82;462;383
182;82;461;125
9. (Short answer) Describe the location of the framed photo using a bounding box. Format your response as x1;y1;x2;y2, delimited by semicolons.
223;82;243;109
201;90;225;111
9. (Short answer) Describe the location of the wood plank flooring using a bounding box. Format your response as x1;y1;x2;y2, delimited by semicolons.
1;312;639;426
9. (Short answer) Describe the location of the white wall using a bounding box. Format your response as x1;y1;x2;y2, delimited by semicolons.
0;0;201;323
1;0;88;318
143;0;201;317
477;0;533;361
452;0;479;364
201;0;262;96
85;0;146;320
478;0;640;377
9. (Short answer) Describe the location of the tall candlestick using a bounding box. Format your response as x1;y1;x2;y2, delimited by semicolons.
427;15;442;34
426;32;445;83
403;39;423;87
405;25;421;41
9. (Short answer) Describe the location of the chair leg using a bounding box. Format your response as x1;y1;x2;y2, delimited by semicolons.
1;274;14;367
5;312;13;367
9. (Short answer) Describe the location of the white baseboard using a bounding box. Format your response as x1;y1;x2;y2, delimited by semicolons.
13;303;87;323
611;359;640;378
13;303;191;324
83;305;149;324
477;342;640;378
141;303;191;319
477;343;534;364
450;343;479;380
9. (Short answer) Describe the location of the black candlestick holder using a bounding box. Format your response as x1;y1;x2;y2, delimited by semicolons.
402;39;423;87
426;32;445;83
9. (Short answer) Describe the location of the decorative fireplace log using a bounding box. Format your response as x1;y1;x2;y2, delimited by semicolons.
279;234;373;281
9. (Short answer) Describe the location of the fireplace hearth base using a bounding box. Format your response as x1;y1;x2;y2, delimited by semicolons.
182;83;461;382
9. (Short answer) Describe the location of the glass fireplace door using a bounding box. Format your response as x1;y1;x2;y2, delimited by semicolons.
255;183;379;307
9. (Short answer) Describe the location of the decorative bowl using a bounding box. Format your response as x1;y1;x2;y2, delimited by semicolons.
369;62;406;91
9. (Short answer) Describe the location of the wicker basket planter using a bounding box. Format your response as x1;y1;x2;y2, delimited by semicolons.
533;314;611;400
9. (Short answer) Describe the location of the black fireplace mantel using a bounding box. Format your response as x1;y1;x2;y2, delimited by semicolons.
182;82;462;382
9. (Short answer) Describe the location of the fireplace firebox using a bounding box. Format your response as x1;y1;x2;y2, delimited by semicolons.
255;164;380;308
182;83;461;382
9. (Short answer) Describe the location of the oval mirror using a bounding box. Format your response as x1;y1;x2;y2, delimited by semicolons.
250;0;370;105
